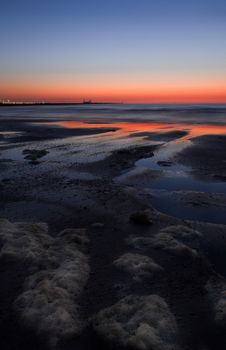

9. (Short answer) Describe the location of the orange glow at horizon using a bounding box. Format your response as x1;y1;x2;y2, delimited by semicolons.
1;77;226;103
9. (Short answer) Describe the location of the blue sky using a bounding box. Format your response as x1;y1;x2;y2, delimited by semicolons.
0;0;226;102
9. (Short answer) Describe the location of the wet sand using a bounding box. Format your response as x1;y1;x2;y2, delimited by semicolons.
0;119;119;143
1;107;226;350
129;130;188;141
175;134;226;180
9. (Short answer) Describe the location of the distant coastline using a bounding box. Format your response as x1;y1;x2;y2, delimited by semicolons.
0;101;123;107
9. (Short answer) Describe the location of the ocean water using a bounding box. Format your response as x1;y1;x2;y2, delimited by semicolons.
1;103;226;124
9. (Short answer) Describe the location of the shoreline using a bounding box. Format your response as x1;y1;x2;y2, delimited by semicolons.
1;110;226;349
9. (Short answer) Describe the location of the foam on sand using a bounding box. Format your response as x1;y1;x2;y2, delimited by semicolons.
151;225;202;257
206;278;226;328
127;225;202;258
114;253;163;281
93;294;179;350
0;219;90;347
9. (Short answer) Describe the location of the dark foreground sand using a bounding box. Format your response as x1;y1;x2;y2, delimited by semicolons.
1;119;226;350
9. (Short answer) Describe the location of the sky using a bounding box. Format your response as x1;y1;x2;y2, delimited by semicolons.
0;0;226;103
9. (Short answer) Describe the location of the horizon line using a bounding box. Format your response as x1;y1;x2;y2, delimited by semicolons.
1;100;226;106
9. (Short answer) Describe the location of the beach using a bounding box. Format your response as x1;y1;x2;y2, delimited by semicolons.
1;104;226;350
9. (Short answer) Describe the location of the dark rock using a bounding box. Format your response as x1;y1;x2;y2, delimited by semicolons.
23;149;49;162
157;160;174;167
91;222;105;228
130;209;153;225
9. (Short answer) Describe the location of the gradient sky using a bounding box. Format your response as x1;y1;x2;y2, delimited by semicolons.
0;0;226;103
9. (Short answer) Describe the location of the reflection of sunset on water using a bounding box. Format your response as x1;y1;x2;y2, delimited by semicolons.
46;121;226;140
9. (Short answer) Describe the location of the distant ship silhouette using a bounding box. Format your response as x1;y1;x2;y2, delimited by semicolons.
83;99;92;104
